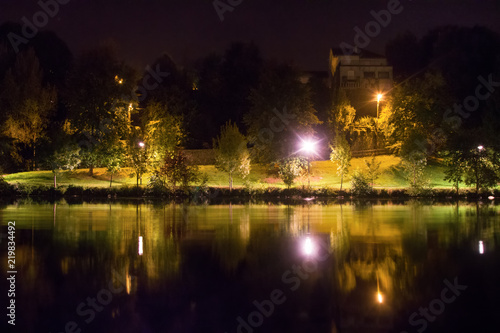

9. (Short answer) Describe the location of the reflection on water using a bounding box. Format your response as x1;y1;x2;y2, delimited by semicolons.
1;200;499;332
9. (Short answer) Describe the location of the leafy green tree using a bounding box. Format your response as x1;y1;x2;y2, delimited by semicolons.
245;63;320;163
402;151;428;195
364;156;381;189
104;145;125;187
380;73;451;155
278;157;307;189
330;133;351;191
142;102;184;170
48;144;81;188
163;149;198;191
329;89;356;135
443;150;466;195
350;169;371;196
1;48;56;170
463;147;500;194
66;44;136;175
213;121;250;191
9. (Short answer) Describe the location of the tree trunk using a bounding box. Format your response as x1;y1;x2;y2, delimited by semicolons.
340;174;343;191
54;173;57;188
229;174;233;192
89;164;94;176
110;174;113;187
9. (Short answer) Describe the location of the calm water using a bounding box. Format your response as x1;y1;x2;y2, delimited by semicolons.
1;200;500;333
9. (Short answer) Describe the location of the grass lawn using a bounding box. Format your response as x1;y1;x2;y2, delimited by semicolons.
3;155;452;189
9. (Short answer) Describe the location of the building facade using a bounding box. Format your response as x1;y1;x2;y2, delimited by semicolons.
329;47;393;117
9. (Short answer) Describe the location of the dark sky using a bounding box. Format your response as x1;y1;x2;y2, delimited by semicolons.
1;0;499;71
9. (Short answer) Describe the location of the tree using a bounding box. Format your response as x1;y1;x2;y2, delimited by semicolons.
195;43;263;146
245;63;321;163
364;156;381;189
330;133;351;191
277;157;307;188
380;73;452;156
1;48;56;170
213;121;250;191
402;151;428;195
162;149;198;191
66;44;136;175
47;144;81;188
104;145;125;187
443;151;466;195
141;102;184;171
329;89;356;136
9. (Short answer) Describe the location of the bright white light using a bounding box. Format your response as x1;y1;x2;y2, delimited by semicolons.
301;138;317;155
479;240;484;254
138;236;143;255
138;142;145;148
478;145;484;151
302;236;316;257
377;93;383;102
488;196;495;200
377;292;383;303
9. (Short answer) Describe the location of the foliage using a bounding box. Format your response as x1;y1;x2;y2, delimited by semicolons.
277;157;307;188
444;146;500;194
1;48;57;170
330;133;351;190
46;144;81;188
245;63;320;162
364;156;381;188
350;169;371;196
213;121;250;190
142;102;185;169
401;151;429;195
329;89;356;134
380;73;452;155
65;44;137;175
443;151;466;195
162;150;199;191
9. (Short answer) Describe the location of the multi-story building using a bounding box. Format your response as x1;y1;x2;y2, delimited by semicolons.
329;47;393;117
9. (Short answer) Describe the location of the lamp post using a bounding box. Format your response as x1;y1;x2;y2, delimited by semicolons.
301;138;317;188
138;141;145;186
376;93;383;118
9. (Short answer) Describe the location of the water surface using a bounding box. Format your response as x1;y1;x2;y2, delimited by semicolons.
1;200;499;333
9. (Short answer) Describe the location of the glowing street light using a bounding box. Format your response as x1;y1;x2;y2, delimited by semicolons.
376;274;384;303
376;93;383;118
478;145;484;151
138;141;145;148
479;240;484;254
300;138;318;188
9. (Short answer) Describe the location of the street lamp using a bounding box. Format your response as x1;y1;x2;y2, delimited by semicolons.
300;138;318;188
376;93;383;118
138;141;145;148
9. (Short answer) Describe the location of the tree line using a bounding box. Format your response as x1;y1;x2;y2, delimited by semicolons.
0;23;499;192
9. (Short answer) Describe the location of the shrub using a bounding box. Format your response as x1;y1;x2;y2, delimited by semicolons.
350;169;372;196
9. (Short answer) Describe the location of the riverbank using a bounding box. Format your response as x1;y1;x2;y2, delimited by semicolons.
0;181;497;202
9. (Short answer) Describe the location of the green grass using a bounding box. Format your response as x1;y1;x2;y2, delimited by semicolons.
3;155;452;189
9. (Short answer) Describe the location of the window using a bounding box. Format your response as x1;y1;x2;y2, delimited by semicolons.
378;71;390;79
364;71;376;78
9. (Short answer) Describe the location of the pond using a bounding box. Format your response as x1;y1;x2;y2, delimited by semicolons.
1;200;499;333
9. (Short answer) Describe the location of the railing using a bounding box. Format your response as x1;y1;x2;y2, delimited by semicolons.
351;148;391;158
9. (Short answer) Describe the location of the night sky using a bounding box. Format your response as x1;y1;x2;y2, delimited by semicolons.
1;0;499;71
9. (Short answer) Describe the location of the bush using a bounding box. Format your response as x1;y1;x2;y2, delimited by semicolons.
0;176;15;196
350;170;372;196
